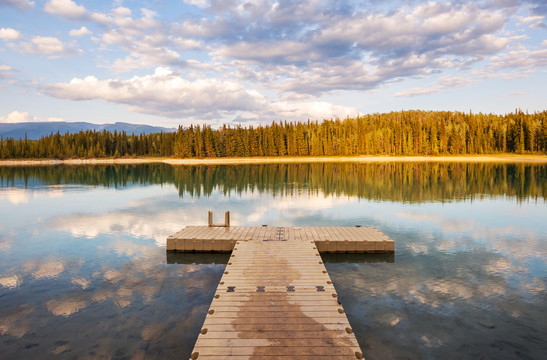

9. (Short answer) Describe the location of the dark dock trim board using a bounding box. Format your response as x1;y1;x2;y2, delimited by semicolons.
167;226;394;359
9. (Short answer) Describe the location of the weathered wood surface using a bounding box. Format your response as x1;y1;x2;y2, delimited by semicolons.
189;232;365;360
167;226;394;253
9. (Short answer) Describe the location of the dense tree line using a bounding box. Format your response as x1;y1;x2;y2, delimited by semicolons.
0;130;175;159
1;163;545;202
1;110;546;159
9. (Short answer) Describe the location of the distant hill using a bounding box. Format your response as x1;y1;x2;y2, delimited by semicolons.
0;121;176;140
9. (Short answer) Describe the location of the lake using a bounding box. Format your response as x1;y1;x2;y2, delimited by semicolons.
0;162;546;359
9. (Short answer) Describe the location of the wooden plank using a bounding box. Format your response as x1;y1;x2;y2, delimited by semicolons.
195;357;358;360
195;356;358;360
201;330;354;339
202;323;353;332
195;338;360;347
192;347;360;356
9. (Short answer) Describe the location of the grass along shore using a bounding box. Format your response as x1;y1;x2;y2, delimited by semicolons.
1;154;547;166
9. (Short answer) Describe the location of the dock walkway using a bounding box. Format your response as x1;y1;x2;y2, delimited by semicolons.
167;224;394;359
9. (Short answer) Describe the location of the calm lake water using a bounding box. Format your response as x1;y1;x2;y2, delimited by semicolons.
0;163;546;359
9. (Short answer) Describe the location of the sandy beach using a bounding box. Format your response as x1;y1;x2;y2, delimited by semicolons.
1;154;547;166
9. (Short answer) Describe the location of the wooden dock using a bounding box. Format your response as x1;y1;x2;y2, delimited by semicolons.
167;226;394;253
167;221;394;359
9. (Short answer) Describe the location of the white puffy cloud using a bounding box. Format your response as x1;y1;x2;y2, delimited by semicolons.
20;36;82;56
0;27;22;40
45;67;267;118
112;6;131;16
69;26;91;37
0;0;34;10
44;0;86;19
43;0;111;24
0;110;65;123
184;0;208;8
44;67;360;121
0;110;33;123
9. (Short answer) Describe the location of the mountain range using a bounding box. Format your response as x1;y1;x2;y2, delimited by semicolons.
0;122;176;140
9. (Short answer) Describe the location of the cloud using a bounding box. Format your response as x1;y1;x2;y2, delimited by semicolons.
317;2;507;57
488;48;547;70
112;6;131;16
504;91;525;97
24;260;65;279
78;6;203;71
0;304;33;338
108;40;184;72
0;110;66;123
268;100;358;121
0;237;11;251
517;14;544;28
44;0;86;19
0;188;65;204
214;40;315;65
0;0;34;10
69;26;91;37
0;188;31;204
192;1;517;97
394;75;476;97
0;275;21;289
184;0;208;8
0;27;22;40
3;0;544;122
394;87;439;98
528;0;547;21
45;67;267;118
44;66;359;121
20;36;82;56
46;298;87;317
43;0;112;24
0;65;15;80
0;110;33;123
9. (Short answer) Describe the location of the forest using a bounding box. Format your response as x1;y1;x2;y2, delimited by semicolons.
1;110;546;159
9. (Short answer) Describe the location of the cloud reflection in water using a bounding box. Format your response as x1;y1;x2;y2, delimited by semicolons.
0;163;546;359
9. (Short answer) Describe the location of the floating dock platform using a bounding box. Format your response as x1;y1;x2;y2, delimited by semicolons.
167;226;394;253
167;213;394;359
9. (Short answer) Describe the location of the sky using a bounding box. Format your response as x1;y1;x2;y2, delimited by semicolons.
0;0;546;128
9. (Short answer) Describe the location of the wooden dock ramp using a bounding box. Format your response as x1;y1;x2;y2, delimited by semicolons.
167;224;394;359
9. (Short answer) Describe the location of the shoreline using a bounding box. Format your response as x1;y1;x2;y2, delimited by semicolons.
1;154;547;166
